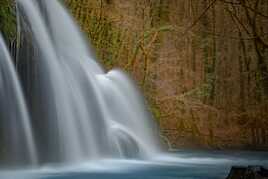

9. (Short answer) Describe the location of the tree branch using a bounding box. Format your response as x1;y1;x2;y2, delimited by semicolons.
183;0;218;35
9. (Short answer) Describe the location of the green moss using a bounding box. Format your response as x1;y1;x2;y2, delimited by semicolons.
150;105;162;124
0;0;16;40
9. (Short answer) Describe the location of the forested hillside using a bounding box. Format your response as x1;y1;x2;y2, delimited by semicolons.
0;0;268;150
66;0;268;150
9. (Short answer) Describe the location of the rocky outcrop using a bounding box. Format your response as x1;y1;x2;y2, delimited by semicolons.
226;166;268;179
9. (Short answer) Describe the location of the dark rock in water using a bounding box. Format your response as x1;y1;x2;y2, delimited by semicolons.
226;166;268;179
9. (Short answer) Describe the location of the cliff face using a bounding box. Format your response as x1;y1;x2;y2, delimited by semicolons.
66;0;268;150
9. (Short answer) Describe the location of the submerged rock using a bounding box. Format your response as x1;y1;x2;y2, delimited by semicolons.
226;166;268;179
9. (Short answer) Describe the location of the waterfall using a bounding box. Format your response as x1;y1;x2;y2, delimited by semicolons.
13;0;161;165
0;33;37;166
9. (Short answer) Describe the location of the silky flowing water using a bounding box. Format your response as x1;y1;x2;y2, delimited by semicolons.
0;0;267;178
0;34;37;166
15;0;160;164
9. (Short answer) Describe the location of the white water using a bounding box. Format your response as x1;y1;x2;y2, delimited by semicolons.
14;0;161;165
0;34;37;165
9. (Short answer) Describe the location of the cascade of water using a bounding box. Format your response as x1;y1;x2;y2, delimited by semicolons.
15;0;161;165
0;33;37;166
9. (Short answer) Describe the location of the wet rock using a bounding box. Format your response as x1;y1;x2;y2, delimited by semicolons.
226;166;268;179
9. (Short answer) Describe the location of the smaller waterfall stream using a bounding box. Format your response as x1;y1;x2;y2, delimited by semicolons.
0;34;37;166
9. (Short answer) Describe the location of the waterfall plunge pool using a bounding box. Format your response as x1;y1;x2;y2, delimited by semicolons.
1;150;268;179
